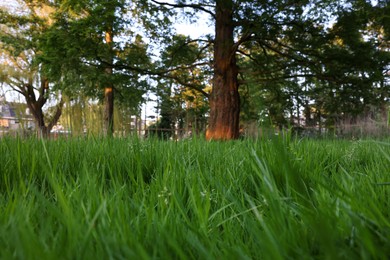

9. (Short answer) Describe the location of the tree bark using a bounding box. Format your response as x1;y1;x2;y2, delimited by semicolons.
104;86;114;136
27;101;49;138
24;79;64;138
206;0;240;140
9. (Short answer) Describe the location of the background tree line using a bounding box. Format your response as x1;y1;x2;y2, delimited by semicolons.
1;0;389;139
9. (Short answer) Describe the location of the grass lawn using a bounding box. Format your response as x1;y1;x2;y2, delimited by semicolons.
1;136;389;259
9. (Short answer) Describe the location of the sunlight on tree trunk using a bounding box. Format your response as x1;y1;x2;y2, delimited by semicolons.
206;0;240;140
104;87;114;136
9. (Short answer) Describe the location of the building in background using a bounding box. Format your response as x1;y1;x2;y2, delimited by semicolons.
0;96;35;135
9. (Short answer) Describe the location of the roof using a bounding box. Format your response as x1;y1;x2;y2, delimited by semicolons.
9;106;16;117
0;100;33;119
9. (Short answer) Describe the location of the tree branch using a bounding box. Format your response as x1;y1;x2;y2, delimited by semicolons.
163;74;210;97
228;32;254;64
165;39;212;68
48;97;64;130
150;0;216;19
232;31;253;53
85;58;211;98
37;78;48;107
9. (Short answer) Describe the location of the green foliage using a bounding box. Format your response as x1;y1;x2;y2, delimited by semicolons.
37;0;152;110
226;0;389;129
0;1;65;134
150;34;212;137
1;137;390;258
2;0;389;136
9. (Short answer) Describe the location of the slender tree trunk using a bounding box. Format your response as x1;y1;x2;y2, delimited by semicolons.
28;103;49;138
24;80;64;138
104;86;114;136
206;0;240;140
27;98;64;138
104;29;114;137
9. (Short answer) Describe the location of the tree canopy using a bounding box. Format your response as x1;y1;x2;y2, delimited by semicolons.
1;0;388;139
148;0;389;139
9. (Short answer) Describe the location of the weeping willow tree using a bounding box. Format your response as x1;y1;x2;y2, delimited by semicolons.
57;96;140;137
0;1;64;138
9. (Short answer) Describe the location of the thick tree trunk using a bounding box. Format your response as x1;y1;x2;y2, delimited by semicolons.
206;0;240;140
104;30;114;137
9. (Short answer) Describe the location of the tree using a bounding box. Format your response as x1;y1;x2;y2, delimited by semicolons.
39;0;151;136
155;34;211;138
149;0;389;140
0;1;64;138
149;0;240;139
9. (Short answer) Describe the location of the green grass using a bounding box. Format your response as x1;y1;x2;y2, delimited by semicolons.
1;135;390;259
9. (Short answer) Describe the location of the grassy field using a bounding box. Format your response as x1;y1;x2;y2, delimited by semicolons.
1;135;389;259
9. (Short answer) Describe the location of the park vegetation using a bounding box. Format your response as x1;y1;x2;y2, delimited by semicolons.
1;136;390;258
1;1;390;258
0;0;388;139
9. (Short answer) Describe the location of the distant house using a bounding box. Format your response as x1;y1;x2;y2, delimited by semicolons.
0;97;35;133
